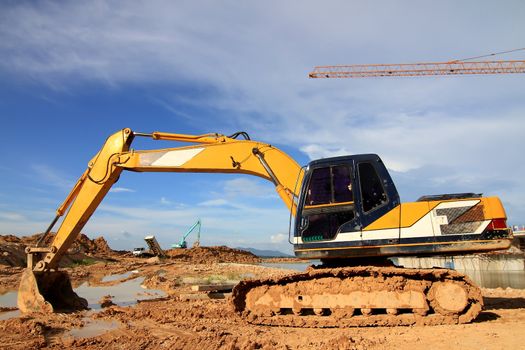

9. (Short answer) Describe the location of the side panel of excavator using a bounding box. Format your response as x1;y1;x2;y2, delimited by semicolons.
293;154;512;260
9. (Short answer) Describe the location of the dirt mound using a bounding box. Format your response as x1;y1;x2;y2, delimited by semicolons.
18;233;114;256
0;233;116;267
0;244;26;268
166;246;261;264
68;234;113;256
0;235;22;243
0;235;27;267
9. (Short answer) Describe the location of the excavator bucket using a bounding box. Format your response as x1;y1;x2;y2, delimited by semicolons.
17;269;88;314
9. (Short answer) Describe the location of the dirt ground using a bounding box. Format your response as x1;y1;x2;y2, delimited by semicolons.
0;235;524;350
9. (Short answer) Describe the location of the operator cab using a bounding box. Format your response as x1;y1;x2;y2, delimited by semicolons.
293;154;400;257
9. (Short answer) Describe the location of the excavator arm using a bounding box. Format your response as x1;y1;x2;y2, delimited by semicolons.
19;128;303;313
174;219;201;248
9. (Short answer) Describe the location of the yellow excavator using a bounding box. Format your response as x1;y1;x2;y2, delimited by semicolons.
18;128;512;326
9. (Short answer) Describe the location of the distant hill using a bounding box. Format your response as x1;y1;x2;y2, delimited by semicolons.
237;247;292;258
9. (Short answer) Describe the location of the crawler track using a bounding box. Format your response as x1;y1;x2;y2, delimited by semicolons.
232;266;483;327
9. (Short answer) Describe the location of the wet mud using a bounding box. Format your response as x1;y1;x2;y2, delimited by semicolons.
0;234;524;349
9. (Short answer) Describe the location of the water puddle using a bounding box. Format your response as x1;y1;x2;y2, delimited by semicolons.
394;255;525;289
100;271;134;283
458;270;525;289
261;258;525;289
260;260;320;271
0;290;18;309
66;316;120;339
0;271;166;321
75;275;166;310
0;310;20;321
0;290;20;320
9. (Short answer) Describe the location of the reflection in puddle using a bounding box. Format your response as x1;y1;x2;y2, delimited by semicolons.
0;272;166;321
0;290;20;321
75;275;166;310
0;290;18;309
260;261;320;271
262;258;525;289
66;317;120;339
394;256;525;289
0;310;19;321
459;270;525;289
100;271;135;283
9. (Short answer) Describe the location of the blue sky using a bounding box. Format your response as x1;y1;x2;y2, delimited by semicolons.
0;1;524;253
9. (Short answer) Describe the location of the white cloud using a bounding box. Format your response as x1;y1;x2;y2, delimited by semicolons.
160;197;171;205
270;233;288;243
0;209;51;235
0;212;26;221
85;201;290;250
150;97;196;121
222;178;276;199
300;144;353;160
196;178;280;208
1;1;524;232
31;164;73;189
198;199;229;207
110;187;135;193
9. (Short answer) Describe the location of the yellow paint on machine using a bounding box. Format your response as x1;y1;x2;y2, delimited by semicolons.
481;197;507;219
363;201;440;231
363;197;507;232
125;141;304;199
304;201;355;210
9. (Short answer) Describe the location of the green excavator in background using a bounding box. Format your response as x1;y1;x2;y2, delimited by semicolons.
172;219;201;249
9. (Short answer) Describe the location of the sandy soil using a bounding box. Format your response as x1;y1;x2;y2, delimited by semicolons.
0;236;524;350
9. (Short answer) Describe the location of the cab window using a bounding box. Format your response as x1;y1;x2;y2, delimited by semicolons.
301;165;355;241
305;165;353;206
305;167;331;205
333;165;353;203
358;162;387;213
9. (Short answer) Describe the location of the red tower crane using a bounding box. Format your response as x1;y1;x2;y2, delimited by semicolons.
309;48;525;78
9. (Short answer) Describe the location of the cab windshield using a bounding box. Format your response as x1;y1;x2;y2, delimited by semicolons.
301;165;355;241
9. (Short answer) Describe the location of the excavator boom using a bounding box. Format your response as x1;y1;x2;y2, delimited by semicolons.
28;128;302;272
19;128;303;313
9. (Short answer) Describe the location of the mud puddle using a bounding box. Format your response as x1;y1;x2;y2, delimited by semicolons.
394;256;525;289
263;259;525;289
66;316;120;339
75;274;166;310
100;271;135;282
0;272;166;321
0;309;19;321
0;290;19;320
459;270;525;289
0;290;17;308
260;260;320;271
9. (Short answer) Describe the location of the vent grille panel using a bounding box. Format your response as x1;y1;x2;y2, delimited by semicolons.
436;204;485;235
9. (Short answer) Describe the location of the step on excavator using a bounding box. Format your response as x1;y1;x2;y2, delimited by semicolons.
18;128;512;326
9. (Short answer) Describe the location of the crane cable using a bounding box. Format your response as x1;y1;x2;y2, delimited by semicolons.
453;47;525;62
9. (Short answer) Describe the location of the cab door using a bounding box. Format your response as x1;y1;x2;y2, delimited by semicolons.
354;158;401;244
298;163;360;242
